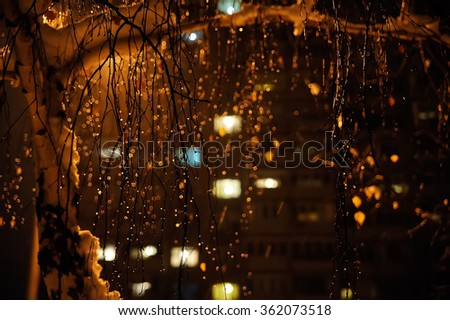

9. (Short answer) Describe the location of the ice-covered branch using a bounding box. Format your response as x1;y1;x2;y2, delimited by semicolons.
181;2;450;46
1;0;449;83
181;2;318;36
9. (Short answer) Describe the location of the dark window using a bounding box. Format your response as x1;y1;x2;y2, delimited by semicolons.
248;242;254;255
280;243;287;255
258;242;265;255
293;276;326;295
359;245;374;262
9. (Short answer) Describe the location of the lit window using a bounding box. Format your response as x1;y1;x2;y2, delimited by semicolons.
214;115;241;136
130;282;152;297
175;147;201;168
417;111;437;120
255;178;281;189
217;0;241;15
98;245;116;262
212;282;240;300
170;247;199;268
340;288;353;299
130;245;158;259
213;179;241;199
143;245;157;257
297;212;320;222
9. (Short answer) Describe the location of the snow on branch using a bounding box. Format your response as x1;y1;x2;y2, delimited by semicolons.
181;2;318;36
180;2;450;46
1;0;449;81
